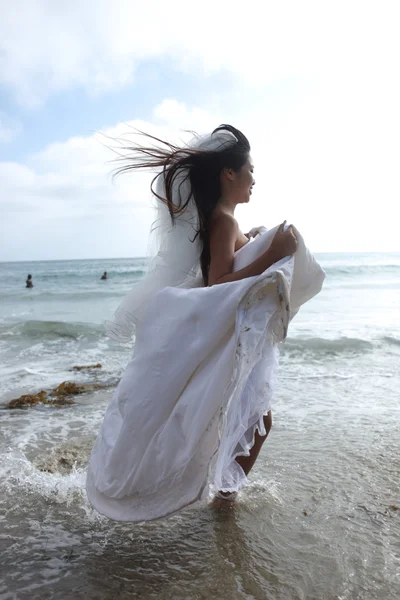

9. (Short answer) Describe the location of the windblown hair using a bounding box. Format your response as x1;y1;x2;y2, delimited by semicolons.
115;124;250;284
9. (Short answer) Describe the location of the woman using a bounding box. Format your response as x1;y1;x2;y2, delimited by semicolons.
87;125;325;521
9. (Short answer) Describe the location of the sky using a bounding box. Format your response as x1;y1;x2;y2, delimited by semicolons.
1;0;399;261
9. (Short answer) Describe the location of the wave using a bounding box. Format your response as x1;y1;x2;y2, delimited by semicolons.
282;335;400;356
0;320;105;341
1;320;399;356
382;335;400;347
0;290;129;302
323;264;400;277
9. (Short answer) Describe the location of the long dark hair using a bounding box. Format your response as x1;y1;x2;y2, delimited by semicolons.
115;124;250;284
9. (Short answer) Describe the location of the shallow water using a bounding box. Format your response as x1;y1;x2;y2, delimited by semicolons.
1;384;399;599
1;254;399;599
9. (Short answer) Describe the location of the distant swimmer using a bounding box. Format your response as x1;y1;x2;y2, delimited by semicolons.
100;271;108;280
26;274;33;288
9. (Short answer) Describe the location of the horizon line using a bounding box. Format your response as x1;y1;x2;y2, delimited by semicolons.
2;250;400;265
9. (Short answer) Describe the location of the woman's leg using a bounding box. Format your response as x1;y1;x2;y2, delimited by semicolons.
235;411;272;476
213;411;272;503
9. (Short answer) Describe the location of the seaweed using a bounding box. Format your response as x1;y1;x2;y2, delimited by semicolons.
71;363;102;371
6;381;106;409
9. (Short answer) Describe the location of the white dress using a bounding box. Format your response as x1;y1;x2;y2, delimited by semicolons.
86;226;325;521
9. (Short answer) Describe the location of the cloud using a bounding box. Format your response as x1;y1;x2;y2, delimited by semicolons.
1;1;399;108
1;2;399;258
0;112;21;142
153;99;219;132
1;93;399;262
0;101;219;260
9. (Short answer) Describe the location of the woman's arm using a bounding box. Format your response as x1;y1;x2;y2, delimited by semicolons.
208;217;297;286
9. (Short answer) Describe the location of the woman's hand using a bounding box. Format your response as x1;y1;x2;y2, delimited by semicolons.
245;226;267;240
269;221;298;262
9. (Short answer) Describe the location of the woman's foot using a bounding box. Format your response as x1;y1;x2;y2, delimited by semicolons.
210;490;238;508
215;490;238;501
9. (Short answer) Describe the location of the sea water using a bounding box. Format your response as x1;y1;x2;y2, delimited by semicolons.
0;254;399;599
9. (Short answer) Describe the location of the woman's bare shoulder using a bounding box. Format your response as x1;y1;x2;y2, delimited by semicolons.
209;211;239;237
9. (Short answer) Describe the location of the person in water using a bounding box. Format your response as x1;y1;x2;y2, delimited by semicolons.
86;124;325;521
26;274;33;288
101;272;108;280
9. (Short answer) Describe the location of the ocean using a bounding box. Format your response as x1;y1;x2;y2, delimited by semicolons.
0;253;399;599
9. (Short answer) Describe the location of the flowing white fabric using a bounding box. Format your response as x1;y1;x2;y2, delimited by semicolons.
105;129;240;341
86;226;325;522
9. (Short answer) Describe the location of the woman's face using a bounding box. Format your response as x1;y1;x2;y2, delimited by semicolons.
234;156;255;203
